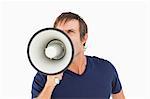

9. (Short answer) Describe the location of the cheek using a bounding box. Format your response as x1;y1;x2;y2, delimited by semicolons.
67;34;82;51
70;36;80;45
71;38;83;53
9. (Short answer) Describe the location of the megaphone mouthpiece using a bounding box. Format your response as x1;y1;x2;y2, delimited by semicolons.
45;40;66;60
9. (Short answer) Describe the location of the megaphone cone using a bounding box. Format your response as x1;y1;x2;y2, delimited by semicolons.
27;28;74;75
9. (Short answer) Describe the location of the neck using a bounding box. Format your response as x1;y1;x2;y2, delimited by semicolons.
68;51;87;75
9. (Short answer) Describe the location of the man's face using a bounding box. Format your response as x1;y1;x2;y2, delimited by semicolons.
55;19;87;58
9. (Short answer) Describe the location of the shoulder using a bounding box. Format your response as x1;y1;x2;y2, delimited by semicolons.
87;55;117;73
87;55;113;67
33;72;47;83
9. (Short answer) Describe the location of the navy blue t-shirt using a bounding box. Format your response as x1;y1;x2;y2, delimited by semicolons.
32;56;122;99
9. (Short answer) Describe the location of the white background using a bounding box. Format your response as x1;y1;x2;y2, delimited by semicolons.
0;0;150;99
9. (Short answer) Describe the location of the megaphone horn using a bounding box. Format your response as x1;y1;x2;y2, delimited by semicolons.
27;28;74;75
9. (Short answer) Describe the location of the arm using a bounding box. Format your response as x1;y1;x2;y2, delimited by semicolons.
35;81;55;99
35;73;63;99
112;90;125;99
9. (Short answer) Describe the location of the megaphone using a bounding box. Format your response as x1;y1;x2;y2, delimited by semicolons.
27;28;74;75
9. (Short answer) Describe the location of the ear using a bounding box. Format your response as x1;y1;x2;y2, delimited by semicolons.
82;33;88;45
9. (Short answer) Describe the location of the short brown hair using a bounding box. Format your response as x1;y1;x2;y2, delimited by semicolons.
53;12;88;46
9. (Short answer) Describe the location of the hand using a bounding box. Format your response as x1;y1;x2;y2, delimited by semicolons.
46;73;64;87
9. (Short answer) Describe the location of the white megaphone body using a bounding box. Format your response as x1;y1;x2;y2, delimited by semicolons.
27;28;74;75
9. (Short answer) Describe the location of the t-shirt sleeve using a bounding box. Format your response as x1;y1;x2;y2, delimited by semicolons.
111;65;122;94
31;72;47;98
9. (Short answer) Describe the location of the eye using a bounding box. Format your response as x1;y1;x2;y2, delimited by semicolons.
67;30;74;34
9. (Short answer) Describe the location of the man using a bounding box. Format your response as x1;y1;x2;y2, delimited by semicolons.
32;12;125;99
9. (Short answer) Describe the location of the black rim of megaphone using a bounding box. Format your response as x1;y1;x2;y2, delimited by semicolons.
27;28;74;75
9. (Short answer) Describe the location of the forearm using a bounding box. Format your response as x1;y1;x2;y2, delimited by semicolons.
112;90;125;99
35;82;56;99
